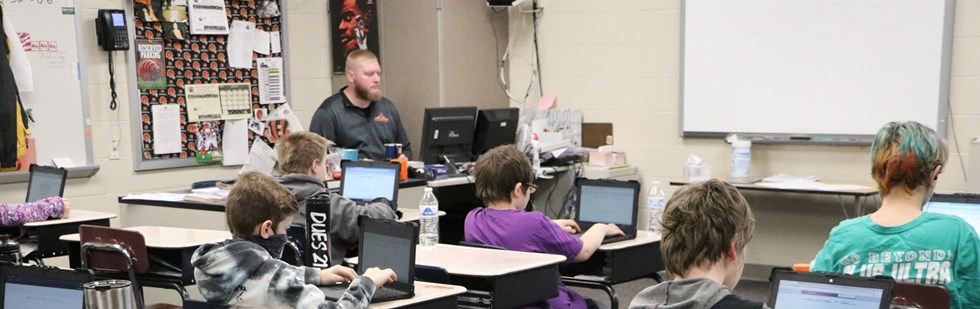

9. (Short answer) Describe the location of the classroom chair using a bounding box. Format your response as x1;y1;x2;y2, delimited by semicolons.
458;241;619;309
78;225;190;309
415;264;451;284
891;282;950;309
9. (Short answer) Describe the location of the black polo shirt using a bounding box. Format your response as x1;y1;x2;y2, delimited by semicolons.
309;87;412;161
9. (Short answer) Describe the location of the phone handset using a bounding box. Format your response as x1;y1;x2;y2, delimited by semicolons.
95;9;129;51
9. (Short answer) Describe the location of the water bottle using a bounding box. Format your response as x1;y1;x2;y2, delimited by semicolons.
731;140;752;178
419;187;439;247
646;181;666;233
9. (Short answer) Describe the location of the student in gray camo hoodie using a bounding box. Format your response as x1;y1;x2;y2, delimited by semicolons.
192;171;397;308
274;131;397;265
630;180;769;309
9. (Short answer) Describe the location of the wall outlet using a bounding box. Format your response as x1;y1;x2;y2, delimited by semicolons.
109;139;120;160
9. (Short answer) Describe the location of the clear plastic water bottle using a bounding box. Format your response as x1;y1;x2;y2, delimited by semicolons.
646;181;666;233
419;187;440;247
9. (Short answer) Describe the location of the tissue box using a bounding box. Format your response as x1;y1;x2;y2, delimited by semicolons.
588;150;627;167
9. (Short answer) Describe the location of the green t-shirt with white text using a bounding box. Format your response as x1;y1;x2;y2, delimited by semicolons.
813;213;980;309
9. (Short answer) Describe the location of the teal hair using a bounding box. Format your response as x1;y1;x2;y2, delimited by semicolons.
870;121;948;195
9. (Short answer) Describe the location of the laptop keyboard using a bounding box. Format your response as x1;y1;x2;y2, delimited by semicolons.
372;288;407;301
601;234;634;244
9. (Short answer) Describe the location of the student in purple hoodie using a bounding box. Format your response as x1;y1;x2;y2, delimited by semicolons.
464;145;624;309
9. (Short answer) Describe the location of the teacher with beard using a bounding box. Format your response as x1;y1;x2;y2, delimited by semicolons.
310;50;412;161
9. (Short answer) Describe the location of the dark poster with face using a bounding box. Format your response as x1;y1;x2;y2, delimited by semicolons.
330;0;379;74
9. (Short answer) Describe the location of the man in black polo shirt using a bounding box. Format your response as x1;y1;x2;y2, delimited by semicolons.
310;50;412;161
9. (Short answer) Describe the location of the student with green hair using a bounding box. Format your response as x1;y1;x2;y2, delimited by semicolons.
812;121;980;309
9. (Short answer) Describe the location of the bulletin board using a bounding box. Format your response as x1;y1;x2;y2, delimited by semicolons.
127;0;290;171
0;1;98;183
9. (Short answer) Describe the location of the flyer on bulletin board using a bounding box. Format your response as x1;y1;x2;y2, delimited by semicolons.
193;121;223;164
136;39;166;90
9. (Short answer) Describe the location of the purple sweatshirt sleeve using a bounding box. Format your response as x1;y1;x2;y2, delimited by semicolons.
0;197;65;227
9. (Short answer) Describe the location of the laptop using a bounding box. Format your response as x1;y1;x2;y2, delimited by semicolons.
321;217;418;303
26;164;68;203
340;161;400;209
924;193;980;235
575;179;640;244
767;269;895;309
0;264;93;309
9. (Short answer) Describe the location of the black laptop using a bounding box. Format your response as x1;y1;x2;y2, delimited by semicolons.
768;269;895;309
924;193;980;235
321;217;418;303
26;164;68;203
575;179;640;244
0;264;92;308
340;161;400;209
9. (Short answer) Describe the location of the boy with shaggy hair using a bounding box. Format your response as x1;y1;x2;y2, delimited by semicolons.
630;179;765;309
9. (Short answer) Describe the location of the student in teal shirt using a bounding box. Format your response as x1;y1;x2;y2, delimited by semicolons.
812;121;980;309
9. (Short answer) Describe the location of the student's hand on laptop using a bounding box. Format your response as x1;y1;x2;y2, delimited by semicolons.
61;198;72;219
363;267;397;288
552;219;580;234
319;265;358;285
604;224;625;236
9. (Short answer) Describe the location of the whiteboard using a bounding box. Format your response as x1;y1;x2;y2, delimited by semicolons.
5;1;93;167
681;0;954;143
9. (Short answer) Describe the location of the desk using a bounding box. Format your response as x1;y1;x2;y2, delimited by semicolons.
61;226;230;284
15;210;116;261
396;208;446;222
320;281;466;309
118;178;428;229
669;179;878;216
352;244;566;308
561;230;664;283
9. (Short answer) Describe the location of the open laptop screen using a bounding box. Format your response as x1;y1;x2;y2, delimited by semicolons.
924;194;980;235
341;165;398;202
1;265;90;309
768;270;893;309
360;229;412;286
579;184;635;226
773;279;885;308
4;275;85;308
26;165;67;203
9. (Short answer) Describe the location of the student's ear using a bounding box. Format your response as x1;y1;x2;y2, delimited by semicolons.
930;165;942;182
726;239;739;261
309;159;321;174
259;220;274;239
510;182;524;200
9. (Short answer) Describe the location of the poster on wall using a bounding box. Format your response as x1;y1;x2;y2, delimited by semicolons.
135;39;166;90
193;121;223;164
329;0;379;74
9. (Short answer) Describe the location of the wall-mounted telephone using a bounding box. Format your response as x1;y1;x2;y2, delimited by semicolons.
95;9;129;51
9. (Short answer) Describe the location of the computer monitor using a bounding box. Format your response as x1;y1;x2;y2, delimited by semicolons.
419;106;477;164
472;108;519;157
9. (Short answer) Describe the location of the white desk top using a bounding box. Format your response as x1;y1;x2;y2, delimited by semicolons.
427;176;475;187
60;226;230;249
396;208;446;222
598;230;661;251
23;210;116;227
351;244;565;277
323;281;466;309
